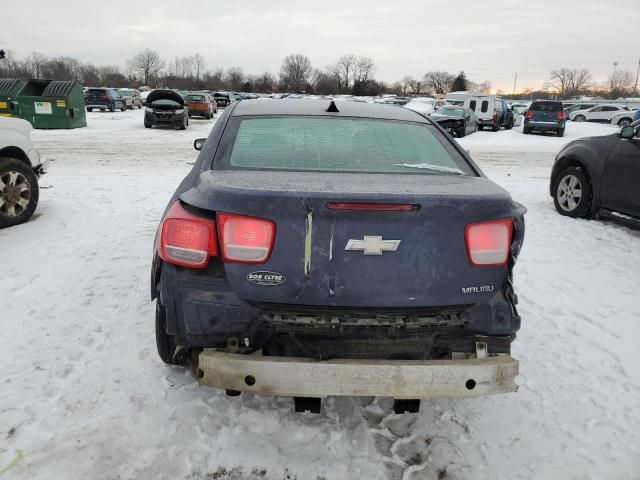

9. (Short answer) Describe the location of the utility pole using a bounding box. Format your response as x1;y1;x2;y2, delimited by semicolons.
634;57;640;97
512;72;518;97
611;61;618;99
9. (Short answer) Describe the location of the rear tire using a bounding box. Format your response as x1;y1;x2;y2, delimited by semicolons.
109;104;115;112
523;127;531;134
121;104;126;112
0;157;39;229
552;166;591;218
618;118;632;127
492;122;499;132
557;128;565;137
574;115;586;122
86;107;92;112
155;301;182;365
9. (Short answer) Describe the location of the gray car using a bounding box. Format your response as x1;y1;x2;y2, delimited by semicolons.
550;120;640;221
430;106;478;137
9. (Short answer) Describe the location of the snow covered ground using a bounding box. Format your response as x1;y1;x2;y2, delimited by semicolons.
1;109;639;480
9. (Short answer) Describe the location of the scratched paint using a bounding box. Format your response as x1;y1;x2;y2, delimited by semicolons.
0;449;24;476
304;211;312;276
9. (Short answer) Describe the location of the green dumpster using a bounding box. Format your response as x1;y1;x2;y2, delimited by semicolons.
16;79;87;129
0;78;25;117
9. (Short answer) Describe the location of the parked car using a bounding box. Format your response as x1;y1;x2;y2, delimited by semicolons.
500;101;515;130
140;90;152;106
550;120;640;221
446;93;506;132
84;88;127;112
0;117;48;228
404;97;436;116
213;91;232;108
144;90;188;130
569;104;628;123
610;108;637;127
564;103;596;118
118;88;142;109
523;100;566;136
185;93;217;119
430;105;478;137
151;99;526;414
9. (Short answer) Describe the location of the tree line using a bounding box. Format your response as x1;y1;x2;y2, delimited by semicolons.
0;49;490;96
1;48;636;99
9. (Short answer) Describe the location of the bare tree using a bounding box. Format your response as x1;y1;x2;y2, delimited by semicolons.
253;71;276;92
226;67;244;91
127;49;164;85
279;54;312;92
423;71;455;94
469;80;492;94
334;54;357;92
192;53;206;81
354;56;376;83
548;68;592;99
609;70;634;98
26;51;47;78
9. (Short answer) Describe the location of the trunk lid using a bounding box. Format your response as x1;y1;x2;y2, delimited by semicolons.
181;170;523;308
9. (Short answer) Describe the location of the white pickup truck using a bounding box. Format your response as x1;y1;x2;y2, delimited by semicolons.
0;117;48;228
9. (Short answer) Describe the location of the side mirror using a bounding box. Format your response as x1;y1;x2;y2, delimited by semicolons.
194;138;206;151
620;126;636;139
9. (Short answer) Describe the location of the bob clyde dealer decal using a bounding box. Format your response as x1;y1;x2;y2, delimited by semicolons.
247;271;286;286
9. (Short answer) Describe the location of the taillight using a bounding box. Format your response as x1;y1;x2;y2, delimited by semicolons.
525;111;534;119
158;201;217;268
465;219;513;266
557;111;566;120
217;213;275;264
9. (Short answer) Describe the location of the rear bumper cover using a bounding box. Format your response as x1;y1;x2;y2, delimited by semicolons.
198;350;519;399
524;120;565;130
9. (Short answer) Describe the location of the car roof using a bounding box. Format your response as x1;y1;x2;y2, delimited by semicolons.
230;99;428;122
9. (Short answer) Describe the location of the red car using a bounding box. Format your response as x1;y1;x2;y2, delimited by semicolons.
185;93;217;119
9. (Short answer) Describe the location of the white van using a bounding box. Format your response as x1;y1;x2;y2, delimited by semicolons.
444;91;508;131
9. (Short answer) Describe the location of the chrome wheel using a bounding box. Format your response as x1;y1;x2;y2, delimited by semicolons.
0;170;32;217
574;115;586;122
557;174;582;212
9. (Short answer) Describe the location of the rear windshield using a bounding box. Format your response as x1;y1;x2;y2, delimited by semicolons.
530;102;562;112
219;116;475;176
187;95;205;101
439;107;465;117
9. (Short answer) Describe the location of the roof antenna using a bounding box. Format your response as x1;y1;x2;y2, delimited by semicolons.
326;100;339;113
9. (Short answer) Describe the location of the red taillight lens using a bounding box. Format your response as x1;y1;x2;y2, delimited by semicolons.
217;213;275;264
525;111;534;119
158;202;217;268
465;219;513;266
557;111;566;120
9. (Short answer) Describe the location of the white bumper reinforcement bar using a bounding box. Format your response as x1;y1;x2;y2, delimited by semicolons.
197;350;519;399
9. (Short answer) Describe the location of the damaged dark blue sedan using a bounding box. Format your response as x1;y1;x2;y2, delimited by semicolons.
151;99;526;413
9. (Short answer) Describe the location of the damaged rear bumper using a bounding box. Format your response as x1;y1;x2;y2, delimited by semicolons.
197;349;519;399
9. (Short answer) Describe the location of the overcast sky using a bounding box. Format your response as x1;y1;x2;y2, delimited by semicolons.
4;0;639;91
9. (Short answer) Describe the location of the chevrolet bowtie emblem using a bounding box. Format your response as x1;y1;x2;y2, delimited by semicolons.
345;236;401;255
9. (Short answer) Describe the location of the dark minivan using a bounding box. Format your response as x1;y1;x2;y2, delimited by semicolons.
84;88;127;112
523;100;566;136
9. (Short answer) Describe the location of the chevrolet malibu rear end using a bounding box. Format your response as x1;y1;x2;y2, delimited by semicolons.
151;99;526;413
